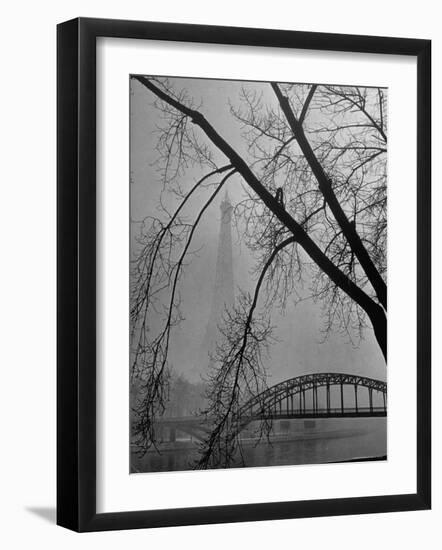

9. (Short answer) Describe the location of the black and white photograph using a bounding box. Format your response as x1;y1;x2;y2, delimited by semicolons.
130;76;388;473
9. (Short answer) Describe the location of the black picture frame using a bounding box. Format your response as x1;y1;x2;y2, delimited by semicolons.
57;17;431;532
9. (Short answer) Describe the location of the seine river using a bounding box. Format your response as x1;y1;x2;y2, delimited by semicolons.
131;417;386;473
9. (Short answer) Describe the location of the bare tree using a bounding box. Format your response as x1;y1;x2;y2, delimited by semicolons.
130;76;387;466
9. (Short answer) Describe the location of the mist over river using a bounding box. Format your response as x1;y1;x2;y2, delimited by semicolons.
131;417;386;473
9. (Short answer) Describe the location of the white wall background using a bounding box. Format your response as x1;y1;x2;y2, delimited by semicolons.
0;0;439;547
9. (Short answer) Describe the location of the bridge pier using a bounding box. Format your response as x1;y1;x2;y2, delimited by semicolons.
280;420;290;433
368;388;373;413
354;384;358;413
169;427;176;443
340;382;344;415
156;425;164;443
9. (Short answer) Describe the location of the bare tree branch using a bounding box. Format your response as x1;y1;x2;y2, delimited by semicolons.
134;76;386;358
271;82;387;310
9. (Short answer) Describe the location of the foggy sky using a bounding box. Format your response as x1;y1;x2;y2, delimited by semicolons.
130;76;386;387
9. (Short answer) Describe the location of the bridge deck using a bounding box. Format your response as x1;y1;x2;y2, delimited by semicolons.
156;407;387;426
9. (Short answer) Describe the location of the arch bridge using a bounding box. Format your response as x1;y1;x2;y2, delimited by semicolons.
236;372;386;424
156;372;387;442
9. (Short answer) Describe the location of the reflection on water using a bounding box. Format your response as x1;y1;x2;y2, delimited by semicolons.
131;417;387;473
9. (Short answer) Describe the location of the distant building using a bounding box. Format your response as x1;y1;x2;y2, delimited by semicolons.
202;192;235;363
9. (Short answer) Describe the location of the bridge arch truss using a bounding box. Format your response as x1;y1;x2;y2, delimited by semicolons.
236;372;387;421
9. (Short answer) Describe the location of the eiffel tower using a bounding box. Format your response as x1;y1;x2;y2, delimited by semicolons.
202;192;235;364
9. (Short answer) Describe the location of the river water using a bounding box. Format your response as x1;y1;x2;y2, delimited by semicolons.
131;417;386;473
